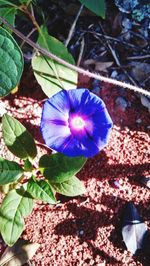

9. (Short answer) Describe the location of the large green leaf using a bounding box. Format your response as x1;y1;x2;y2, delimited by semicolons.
50;175;86;196
0;27;24;97
2;114;37;159
79;0;105;18
0;185;33;246
39;153;86;183
0;157;23;185
27;177;57;204
32;26;77;98
0;7;17;27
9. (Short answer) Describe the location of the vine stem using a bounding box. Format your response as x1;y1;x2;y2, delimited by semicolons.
0;17;150;97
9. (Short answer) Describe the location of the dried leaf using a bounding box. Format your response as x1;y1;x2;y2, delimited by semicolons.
122;202;149;254
84;59;113;72
84;59;95;66
95;62;113;72
0;239;40;266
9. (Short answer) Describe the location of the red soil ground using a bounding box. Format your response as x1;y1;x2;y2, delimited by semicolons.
0;72;150;265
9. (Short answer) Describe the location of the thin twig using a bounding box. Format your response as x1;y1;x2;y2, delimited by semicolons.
141;76;150;86
65;4;84;47
99;23;140;88
126;54;150;60
0;17;149;97
77;37;85;66
35;140;48;149
86;30;147;51
20;27;36;48
19;5;40;31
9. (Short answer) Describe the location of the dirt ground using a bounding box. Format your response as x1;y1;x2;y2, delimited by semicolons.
0;70;150;265
0;0;150;265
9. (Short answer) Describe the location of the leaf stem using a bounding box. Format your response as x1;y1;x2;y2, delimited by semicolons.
19;5;40;31
0;17;149;97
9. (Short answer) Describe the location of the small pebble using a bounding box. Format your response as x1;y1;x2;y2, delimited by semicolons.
111;70;118;78
79;230;84;236
122;18;132;30
92;86;101;94
111;179;124;191
113;180;121;188
136;118;142;123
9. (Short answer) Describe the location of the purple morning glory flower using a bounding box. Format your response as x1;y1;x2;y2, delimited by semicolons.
40;88;113;158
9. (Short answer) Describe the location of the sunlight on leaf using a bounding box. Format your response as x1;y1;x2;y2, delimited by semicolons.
2;114;37;159
27;177;57;204
0;185;33;246
32;26;77;98
50;175;86;196
39;153;86;183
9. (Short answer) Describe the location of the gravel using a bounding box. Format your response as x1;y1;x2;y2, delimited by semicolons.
0;74;149;265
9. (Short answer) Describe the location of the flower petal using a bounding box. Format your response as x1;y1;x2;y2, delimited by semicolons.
68;88;105;116
40;88;113;157
42;90;70;122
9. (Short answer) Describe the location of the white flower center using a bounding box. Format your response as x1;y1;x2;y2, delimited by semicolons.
71;116;85;130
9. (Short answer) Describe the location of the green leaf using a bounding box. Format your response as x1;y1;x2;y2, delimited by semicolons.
79;0;105;18
50;175;86;196
27;177;57;204
2;114;37;159
0;27;24;97
39;153;86;183
0;185;33;246
19;0;30;3
0;1;18;7
32;26;77;98
0;0;26;7
23;158;33;172
0;157;23;185
0;7;17;27
0;239;40;266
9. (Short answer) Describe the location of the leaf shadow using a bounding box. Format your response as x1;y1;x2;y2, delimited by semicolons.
54;202;122;264
86;241;121;265
78;150;150;186
55;202;112;240
4;129;37;160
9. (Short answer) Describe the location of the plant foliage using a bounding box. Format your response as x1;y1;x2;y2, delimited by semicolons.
0;27;23;97
32;26;77;97
0;0;113;249
79;0;105;18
